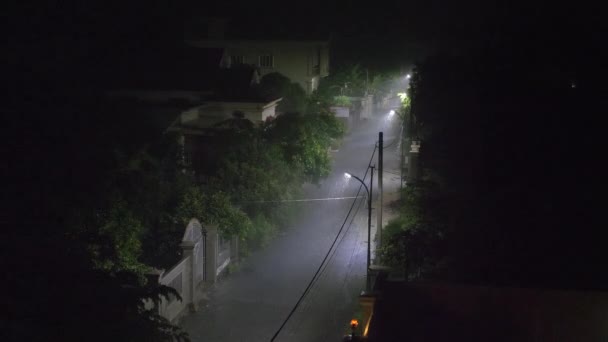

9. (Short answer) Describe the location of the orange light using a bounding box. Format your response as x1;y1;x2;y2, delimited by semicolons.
350;319;359;329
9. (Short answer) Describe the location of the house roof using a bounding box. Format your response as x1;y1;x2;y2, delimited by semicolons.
166;97;282;134
208;65;263;101
367;279;608;341
108;43;278;103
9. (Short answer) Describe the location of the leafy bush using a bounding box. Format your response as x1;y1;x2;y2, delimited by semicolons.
245;214;278;250
174;187;251;238
332;95;352;107
257;72;307;113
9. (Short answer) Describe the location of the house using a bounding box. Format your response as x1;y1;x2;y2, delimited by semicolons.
104;44;282;177
104;44;225;124
185;18;330;95
166;97;282;176
173;98;282;131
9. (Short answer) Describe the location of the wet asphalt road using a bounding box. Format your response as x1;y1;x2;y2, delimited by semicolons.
182;114;399;342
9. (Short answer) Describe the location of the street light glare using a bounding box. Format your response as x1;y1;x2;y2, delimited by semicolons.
344;172;352;178
406;74;411;79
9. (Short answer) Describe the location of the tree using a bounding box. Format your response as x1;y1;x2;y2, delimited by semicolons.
174;187;251;238
86;199;148;276
257;72;307;113
263;112;344;183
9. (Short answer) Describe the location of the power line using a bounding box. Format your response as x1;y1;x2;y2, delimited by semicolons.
270;145;378;341
281;149;375;338
239;196;365;204
286;190;367;337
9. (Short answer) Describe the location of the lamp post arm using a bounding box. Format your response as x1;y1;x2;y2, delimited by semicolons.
349;174;370;199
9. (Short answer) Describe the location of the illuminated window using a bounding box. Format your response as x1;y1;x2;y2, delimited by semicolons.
259;55;274;68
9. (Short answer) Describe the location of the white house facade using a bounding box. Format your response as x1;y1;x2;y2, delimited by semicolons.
174;98;283;131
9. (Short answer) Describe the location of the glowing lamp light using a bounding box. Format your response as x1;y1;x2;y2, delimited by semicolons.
389;110;395;116
350;319;359;330
406;74;411;79
344;172;352;179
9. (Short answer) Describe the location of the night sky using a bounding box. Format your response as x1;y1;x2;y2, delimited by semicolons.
9;0;604;87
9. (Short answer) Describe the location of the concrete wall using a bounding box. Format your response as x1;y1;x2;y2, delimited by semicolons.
158;258;190;322
330;106;350;118
149;219;239;323
361;95;374;120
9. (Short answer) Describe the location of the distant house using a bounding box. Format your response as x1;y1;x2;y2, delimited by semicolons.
104;44;225;120
172;98;282;132
166;97;282;176
105;46;267;127
185;18;330;95
104;44;281;177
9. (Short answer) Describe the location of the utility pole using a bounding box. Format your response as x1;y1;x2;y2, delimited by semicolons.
345;166;375;292
368;165;374;292
400;123;405;193
377;132;383;248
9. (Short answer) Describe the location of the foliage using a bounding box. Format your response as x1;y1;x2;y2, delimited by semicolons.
306;90;334;116
244;214;279;250
398;93;411;122
368;73;391;96
332;95;352;107
316;64;395;100
12;51;351;342
87;199;148;277
264;112;345;183
19;70;348;342
322;63;367;97
257;72;307;113
174;187;251;238
100;72;345;266
9;230;190;342
378;182;447;278
381;46;608;289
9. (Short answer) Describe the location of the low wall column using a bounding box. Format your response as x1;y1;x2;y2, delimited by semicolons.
179;241;196;311
145;269;164;315
205;225;219;284
407;141;421;184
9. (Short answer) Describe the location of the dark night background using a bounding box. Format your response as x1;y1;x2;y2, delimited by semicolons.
4;0;608;340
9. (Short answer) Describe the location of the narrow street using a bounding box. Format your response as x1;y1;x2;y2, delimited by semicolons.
182;112;401;341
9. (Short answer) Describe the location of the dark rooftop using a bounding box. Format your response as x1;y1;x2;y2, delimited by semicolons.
367;278;608;341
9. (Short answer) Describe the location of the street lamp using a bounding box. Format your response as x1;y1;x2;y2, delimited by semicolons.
344;166;374;292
